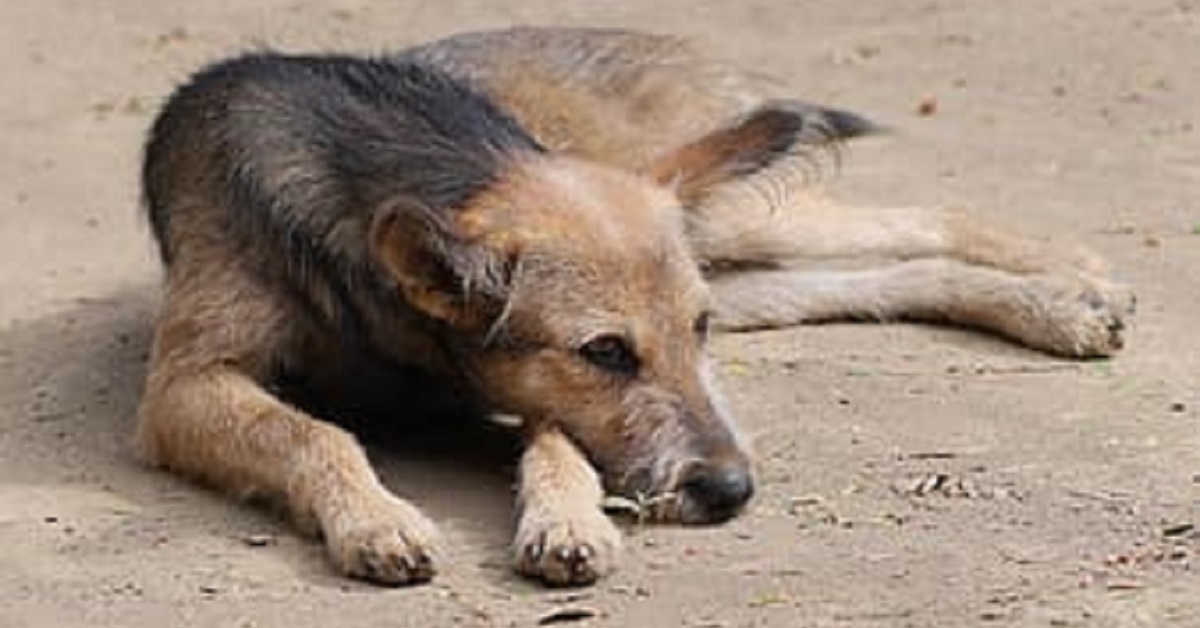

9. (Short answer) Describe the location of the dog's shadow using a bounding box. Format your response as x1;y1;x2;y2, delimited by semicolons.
0;284;519;585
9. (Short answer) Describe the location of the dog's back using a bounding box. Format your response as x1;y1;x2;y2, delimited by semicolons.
145;28;869;291
403;28;762;170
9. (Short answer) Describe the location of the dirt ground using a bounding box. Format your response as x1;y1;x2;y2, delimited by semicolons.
2;1;1197;626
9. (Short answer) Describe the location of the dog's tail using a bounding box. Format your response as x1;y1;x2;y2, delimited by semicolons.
767;100;884;146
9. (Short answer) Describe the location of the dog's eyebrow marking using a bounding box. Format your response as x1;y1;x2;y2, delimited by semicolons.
564;315;631;350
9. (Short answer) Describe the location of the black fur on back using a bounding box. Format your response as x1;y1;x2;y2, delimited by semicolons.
142;51;543;283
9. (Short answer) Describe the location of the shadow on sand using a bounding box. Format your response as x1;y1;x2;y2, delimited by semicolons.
0;284;523;582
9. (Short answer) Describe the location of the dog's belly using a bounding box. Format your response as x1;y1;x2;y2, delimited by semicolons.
275;344;488;432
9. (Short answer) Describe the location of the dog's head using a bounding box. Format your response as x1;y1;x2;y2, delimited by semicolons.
369;103;845;523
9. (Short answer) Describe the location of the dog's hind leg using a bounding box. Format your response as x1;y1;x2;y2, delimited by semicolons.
643;97;1130;355
690;184;1108;278
513;428;622;586
709;258;1133;357
136;262;439;586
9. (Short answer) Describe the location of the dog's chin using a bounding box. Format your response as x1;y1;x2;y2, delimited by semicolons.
674;492;748;525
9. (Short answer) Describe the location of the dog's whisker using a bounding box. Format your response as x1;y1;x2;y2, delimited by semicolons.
601;490;681;525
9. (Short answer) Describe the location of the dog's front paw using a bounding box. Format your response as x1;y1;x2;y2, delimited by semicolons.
1018;275;1135;358
324;495;441;586
514;509;622;587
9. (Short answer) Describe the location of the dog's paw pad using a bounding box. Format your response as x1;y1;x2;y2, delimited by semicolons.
514;514;621;587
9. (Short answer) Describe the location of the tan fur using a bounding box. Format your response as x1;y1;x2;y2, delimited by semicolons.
137;27;1132;590
421;29;1131;356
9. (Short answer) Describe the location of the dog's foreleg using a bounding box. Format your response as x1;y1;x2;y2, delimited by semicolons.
513;428;622;586
710;259;1133;357
136;270;439;586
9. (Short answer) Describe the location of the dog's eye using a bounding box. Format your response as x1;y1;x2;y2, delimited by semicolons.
579;335;639;376
694;311;712;342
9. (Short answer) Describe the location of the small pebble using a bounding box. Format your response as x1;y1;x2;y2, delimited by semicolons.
538;607;597;625
243;534;276;547
1162;522;1194;537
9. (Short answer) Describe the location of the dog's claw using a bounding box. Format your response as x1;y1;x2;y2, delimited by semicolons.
526;540;544;562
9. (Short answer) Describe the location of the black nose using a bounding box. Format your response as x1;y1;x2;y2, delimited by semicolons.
680;463;754;522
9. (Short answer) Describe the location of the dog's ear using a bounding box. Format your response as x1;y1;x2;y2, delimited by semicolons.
646;101;878;205
370;203;511;327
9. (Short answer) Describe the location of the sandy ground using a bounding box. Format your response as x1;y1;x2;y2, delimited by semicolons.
2;1;1198;626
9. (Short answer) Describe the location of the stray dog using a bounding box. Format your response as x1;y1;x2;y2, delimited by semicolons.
138;27;1133;587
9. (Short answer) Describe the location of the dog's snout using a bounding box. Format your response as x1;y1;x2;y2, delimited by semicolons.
680;462;754;523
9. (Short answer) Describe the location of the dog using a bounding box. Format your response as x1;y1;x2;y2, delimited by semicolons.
137;26;1133;587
